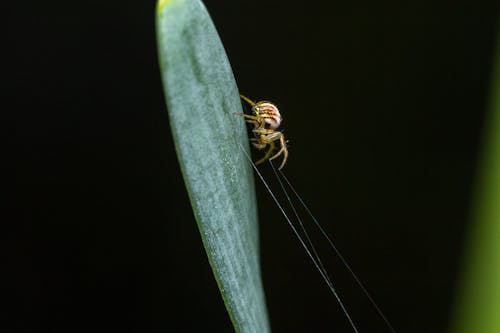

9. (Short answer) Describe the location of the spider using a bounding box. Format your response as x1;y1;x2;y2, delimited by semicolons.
238;94;288;170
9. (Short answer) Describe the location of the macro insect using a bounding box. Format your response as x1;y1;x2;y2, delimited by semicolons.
238;95;289;170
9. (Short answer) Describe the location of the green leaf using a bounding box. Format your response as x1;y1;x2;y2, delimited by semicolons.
451;25;500;333
156;0;270;332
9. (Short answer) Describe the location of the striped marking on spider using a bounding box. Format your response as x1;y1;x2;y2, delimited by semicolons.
238;95;289;170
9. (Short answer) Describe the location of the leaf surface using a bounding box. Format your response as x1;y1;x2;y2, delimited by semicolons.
156;1;270;332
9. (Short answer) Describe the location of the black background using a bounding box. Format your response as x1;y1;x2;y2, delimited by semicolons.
6;0;499;332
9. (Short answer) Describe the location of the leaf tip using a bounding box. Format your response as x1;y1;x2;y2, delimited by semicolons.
157;0;174;12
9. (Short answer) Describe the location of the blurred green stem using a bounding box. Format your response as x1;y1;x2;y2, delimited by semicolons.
451;27;500;333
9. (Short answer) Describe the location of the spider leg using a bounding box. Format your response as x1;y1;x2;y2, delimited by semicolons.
246;120;259;127
237;113;258;121
250;138;266;149
253;128;274;135
255;141;275;165
240;95;256;107
269;133;288;170
237;113;264;129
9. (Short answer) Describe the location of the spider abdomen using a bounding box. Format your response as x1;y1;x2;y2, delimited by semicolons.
255;102;282;129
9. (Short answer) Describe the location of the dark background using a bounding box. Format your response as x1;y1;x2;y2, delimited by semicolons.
6;0;499;332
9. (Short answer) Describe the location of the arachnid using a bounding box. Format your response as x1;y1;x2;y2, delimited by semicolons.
238;95;288;170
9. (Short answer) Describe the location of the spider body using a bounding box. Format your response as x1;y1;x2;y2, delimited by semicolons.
239;95;289;170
